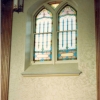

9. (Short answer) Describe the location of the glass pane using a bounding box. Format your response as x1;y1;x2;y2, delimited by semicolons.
59;6;76;16
48;1;61;9
34;33;52;62
36;9;52;33
57;6;77;60
34;9;52;62
51;3;59;9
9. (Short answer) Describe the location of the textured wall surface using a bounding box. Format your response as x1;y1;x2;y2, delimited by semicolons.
9;0;96;100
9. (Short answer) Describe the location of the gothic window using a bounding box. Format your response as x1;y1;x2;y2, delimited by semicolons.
57;6;77;60
33;2;77;63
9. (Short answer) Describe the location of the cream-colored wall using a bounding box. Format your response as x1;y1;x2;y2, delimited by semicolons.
9;0;96;100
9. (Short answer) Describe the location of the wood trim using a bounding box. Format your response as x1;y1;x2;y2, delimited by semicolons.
94;0;100;100
1;1;13;100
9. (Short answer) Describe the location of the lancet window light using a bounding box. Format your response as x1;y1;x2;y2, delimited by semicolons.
57;6;77;60
34;9;52;62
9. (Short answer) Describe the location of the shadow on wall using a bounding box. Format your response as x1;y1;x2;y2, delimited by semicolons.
25;0;48;69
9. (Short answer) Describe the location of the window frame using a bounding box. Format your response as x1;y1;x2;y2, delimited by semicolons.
31;1;78;65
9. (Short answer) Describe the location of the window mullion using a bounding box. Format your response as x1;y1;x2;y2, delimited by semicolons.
52;14;57;64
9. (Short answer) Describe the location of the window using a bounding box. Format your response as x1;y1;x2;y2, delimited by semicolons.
57;6;77;60
22;0;81;76
34;8;52;62
33;2;77;63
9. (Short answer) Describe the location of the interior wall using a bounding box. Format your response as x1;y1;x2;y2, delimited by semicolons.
9;0;96;100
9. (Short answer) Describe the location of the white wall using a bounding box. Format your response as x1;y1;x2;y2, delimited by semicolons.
9;0;96;100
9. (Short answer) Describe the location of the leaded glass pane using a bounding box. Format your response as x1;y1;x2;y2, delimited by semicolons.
34;9;52;62
57;6;77;60
50;3;59;9
36;9;52;33
48;2;61;9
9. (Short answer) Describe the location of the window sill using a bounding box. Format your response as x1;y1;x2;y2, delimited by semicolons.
22;63;82;77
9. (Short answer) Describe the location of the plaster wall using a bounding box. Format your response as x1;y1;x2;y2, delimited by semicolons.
9;0;96;100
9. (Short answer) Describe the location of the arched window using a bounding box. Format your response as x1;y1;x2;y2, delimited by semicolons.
33;2;77;63
57;6;77;60
23;1;81;76
33;8;53;62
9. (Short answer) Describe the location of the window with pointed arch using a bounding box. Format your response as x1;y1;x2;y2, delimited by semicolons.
33;1;77;63
34;8;52;62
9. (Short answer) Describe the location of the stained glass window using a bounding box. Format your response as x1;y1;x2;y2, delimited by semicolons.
33;9;52;62
48;1;61;9
57;6;77;60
